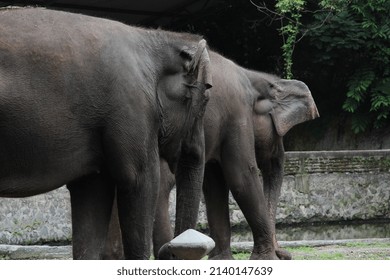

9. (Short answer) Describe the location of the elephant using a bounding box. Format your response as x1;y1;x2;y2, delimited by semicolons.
0;8;212;259
103;50;319;260
160;52;319;260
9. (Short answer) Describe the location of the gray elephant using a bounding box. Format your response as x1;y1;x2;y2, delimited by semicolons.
159;52;319;260
0;8;212;259
103;51;319;260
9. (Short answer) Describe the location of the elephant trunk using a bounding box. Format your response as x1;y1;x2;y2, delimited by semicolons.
174;131;205;237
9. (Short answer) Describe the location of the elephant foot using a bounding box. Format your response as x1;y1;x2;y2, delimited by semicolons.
276;248;292;260
250;253;279;260
250;250;279;260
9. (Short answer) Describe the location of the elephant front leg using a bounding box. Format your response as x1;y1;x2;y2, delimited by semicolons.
103;121;160;259
221;145;278;259
262;165;292;260
257;141;292;260
203;162;233;260
68;171;115;260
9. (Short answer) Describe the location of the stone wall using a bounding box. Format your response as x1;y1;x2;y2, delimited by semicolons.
1;150;389;245
278;150;390;224
0;189;71;245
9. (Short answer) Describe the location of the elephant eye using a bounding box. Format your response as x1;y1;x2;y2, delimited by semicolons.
180;50;192;61
183;73;197;85
256;96;265;101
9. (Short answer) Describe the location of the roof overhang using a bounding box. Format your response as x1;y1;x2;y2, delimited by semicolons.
0;0;219;26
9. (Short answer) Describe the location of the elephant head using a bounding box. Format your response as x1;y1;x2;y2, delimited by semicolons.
247;71;319;136
157;38;212;172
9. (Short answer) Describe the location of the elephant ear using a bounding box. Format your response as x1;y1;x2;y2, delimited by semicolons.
255;79;319;137
180;39;212;89
271;79;319;136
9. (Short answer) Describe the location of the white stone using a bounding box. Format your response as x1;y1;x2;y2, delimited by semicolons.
168;229;215;260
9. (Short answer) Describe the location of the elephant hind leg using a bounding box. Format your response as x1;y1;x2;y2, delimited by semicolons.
203;161;234;260
221;139;278;259
67;171;115;260
102;192;124;260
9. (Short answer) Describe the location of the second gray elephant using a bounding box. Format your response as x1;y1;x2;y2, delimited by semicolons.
104;50;319;260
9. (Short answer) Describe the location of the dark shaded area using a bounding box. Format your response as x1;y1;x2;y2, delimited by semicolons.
165;0;284;75
0;0;222;26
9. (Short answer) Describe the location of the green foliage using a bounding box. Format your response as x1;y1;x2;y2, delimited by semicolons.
275;0;306;78
232;252;251;260
287;246;315;253
275;0;306;14
0;254;10;260
258;0;390;132
319;0;349;11
307;0;390;132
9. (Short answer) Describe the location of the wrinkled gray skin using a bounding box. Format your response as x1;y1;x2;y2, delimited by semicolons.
103;51;319;260
0;8;212;259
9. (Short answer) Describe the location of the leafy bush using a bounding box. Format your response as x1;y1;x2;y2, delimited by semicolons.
306;0;390;132
275;0;306;78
